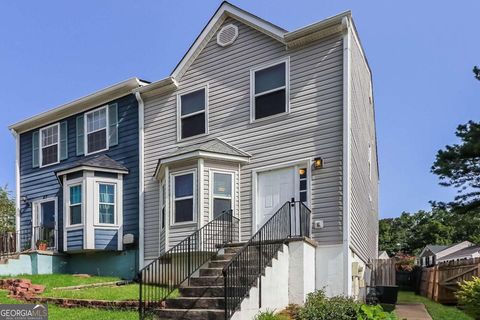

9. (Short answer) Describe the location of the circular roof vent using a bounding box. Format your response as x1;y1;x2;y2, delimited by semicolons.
217;24;238;47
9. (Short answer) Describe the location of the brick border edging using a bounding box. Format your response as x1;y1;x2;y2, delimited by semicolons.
25;296;139;310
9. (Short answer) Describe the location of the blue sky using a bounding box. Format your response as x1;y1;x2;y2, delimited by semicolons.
1;1;479;218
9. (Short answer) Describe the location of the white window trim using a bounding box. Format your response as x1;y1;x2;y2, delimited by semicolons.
176;85;209;142
250;58;290;123
160;180;166;230
170;169;197;226
66;180;84;227
84;105;109;156
209;170;235;221
39;123;60;168
31;197;58;251
95;181;118;226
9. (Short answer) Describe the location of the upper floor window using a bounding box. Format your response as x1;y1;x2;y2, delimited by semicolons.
69;185;82;225
251;60;289;121
98;183;115;224
85;107;108;155
178;88;207;140
40;124;59;167
212;172;233;219
172;171;196;224
299;167;307;203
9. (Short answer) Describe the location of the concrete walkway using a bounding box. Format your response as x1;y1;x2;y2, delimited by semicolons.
395;303;432;320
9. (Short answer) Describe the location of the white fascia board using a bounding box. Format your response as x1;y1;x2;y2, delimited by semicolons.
133;76;177;96
9;78;147;134
284;11;350;42
56;166;129;177
170;2;286;81
154;151;250;179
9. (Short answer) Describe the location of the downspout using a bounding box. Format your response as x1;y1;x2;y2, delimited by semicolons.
135;92;145;269
342;16;353;296
10;129;21;253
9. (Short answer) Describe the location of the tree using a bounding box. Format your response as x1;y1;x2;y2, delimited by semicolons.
474;66;480;81
431;121;480;212
0;186;15;232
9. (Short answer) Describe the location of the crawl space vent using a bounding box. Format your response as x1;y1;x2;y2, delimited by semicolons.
217;24;238;47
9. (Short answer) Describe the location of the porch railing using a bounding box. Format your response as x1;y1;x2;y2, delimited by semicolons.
0;226;57;258
223;201;311;319
139;210;239;319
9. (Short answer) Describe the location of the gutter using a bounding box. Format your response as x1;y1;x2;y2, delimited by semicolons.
10;129;21;252
135;92;145;269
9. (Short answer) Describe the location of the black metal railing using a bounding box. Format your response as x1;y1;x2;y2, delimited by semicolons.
139;210;239;319
0;226;57;259
223;201;311;319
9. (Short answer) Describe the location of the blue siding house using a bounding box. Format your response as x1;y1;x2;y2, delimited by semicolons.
9;78;148;279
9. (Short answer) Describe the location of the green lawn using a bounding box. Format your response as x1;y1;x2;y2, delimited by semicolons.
0;290;138;320
398;291;472;320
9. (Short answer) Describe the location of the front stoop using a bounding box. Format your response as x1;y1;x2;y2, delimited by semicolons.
153;245;244;320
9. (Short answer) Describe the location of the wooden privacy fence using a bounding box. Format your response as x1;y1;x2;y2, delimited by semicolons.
419;257;480;304
371;259;396;286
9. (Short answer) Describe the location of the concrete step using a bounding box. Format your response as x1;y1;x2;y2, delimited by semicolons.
208;260;230;268
164;297;224;309
178;286;224;297
153;308;224;320
199;268;223;277
189;276;223;287
211;253;235;261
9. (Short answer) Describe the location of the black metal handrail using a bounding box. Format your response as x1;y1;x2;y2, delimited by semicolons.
222;201;311;319
139;210;239;319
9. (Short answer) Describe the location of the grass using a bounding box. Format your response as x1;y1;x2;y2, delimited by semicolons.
398;291;473;320
0;290;138;320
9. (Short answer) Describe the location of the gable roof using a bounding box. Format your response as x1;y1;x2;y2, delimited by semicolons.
56;154;129;176
439;245;480;262
9;78;149;134
154;138;250;177
427;245;451;254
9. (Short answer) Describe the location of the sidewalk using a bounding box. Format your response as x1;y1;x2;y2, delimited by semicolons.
395;303;432;320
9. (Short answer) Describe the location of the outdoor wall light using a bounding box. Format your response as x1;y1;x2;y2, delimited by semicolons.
313;157;324;169
20;196;27;203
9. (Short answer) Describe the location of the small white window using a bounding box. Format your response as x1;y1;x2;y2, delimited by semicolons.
178;88;207;140
98;183;115;224
68;184;82;226
212;172;233;219
85;107;108;155
40;123;59;167
172;171;196;224
251;60;289;121
299;168;307;203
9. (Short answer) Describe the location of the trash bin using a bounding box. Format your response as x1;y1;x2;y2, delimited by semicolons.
376;285;399;304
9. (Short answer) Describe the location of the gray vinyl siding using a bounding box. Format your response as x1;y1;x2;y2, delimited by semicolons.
143;17;345;258
349;32;379;263
66;229;83;251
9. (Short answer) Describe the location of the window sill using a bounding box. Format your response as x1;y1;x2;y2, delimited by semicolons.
85;147;109;157
170;221;197;228
249;111;290;125
65;224;83;229
93;223;120;228
177;133;209;144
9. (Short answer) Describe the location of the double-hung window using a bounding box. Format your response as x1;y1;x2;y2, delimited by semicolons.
98;183;115;224
178;88;207;140
212;172;233;218
40;124;59;167
85;107;108;154
251;60;289;121
173;172;195;224
69;185;82;225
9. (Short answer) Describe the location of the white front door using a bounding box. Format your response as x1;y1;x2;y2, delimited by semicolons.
256;166;296;230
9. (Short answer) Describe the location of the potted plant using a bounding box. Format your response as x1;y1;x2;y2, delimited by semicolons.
36;240;48;251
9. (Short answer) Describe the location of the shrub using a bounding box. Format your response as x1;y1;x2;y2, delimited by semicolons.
358;304;397;320
298;290;359;320
457;276;480;319
254;309;289;320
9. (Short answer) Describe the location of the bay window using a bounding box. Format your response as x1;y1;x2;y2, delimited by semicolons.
69;185;82;225
173;172;195;224
98;183;115;224
212;172;233;218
